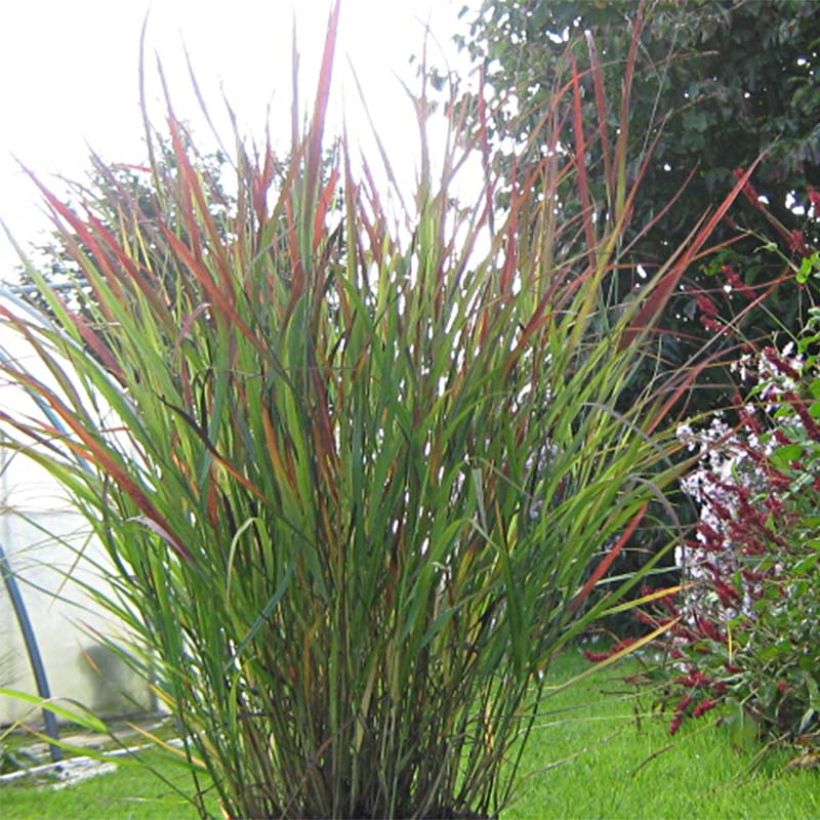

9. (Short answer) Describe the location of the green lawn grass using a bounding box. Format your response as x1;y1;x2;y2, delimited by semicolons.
1;652;816;819
508;652;817;819
0;750;206;819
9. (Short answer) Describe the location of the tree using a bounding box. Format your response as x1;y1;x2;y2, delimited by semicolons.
452;0;820;408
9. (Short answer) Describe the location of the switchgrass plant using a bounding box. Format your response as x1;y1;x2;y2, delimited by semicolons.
0;5;756;817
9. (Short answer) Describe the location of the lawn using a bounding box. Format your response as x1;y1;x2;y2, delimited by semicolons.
507;652;816;819
1;652;815;819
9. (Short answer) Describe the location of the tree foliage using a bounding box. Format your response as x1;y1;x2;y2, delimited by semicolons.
453;0;820;399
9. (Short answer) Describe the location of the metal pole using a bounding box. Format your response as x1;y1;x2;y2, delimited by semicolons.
0;540;62;762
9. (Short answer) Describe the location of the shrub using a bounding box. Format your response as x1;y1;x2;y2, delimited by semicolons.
0;8;756;817
639;306;819;750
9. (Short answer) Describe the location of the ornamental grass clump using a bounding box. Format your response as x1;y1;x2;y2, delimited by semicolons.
0;6;756;817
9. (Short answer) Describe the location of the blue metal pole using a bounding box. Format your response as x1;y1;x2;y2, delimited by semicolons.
0;540;62;763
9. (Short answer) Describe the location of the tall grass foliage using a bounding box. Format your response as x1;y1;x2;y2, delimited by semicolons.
0;5;755;816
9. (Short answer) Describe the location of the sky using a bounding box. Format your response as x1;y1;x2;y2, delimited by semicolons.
0;0;478;275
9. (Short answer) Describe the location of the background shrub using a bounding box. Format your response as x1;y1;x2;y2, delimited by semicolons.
641;301;819;750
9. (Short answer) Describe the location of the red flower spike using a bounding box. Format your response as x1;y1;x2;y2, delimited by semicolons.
765;496;785;515
763;348;800;381
661;595;680;616
675;695;695;714
697;521;722;546
611;637;640;654
705;495;733;523
788;230;810;257
635;609;657;627
784;391;820;442
739;405;763;434
722;264;755;299
699;619;726;643
714;577;741;606
693;698;718;718
740;541;765;557
773;429;793;447
696;292;719;318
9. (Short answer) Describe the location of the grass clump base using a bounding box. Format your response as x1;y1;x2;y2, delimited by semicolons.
1;654;815;820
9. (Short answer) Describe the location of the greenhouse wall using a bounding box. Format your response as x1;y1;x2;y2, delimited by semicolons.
0;309;154;726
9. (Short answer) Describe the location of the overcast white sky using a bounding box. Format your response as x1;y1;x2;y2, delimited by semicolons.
0;0;478;275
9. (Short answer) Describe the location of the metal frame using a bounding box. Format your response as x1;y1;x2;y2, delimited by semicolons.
0;540;62;763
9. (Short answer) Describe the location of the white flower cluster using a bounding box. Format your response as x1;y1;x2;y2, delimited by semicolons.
675;342;808;621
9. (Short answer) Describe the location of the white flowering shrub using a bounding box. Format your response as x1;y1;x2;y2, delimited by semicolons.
642;319;819;744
